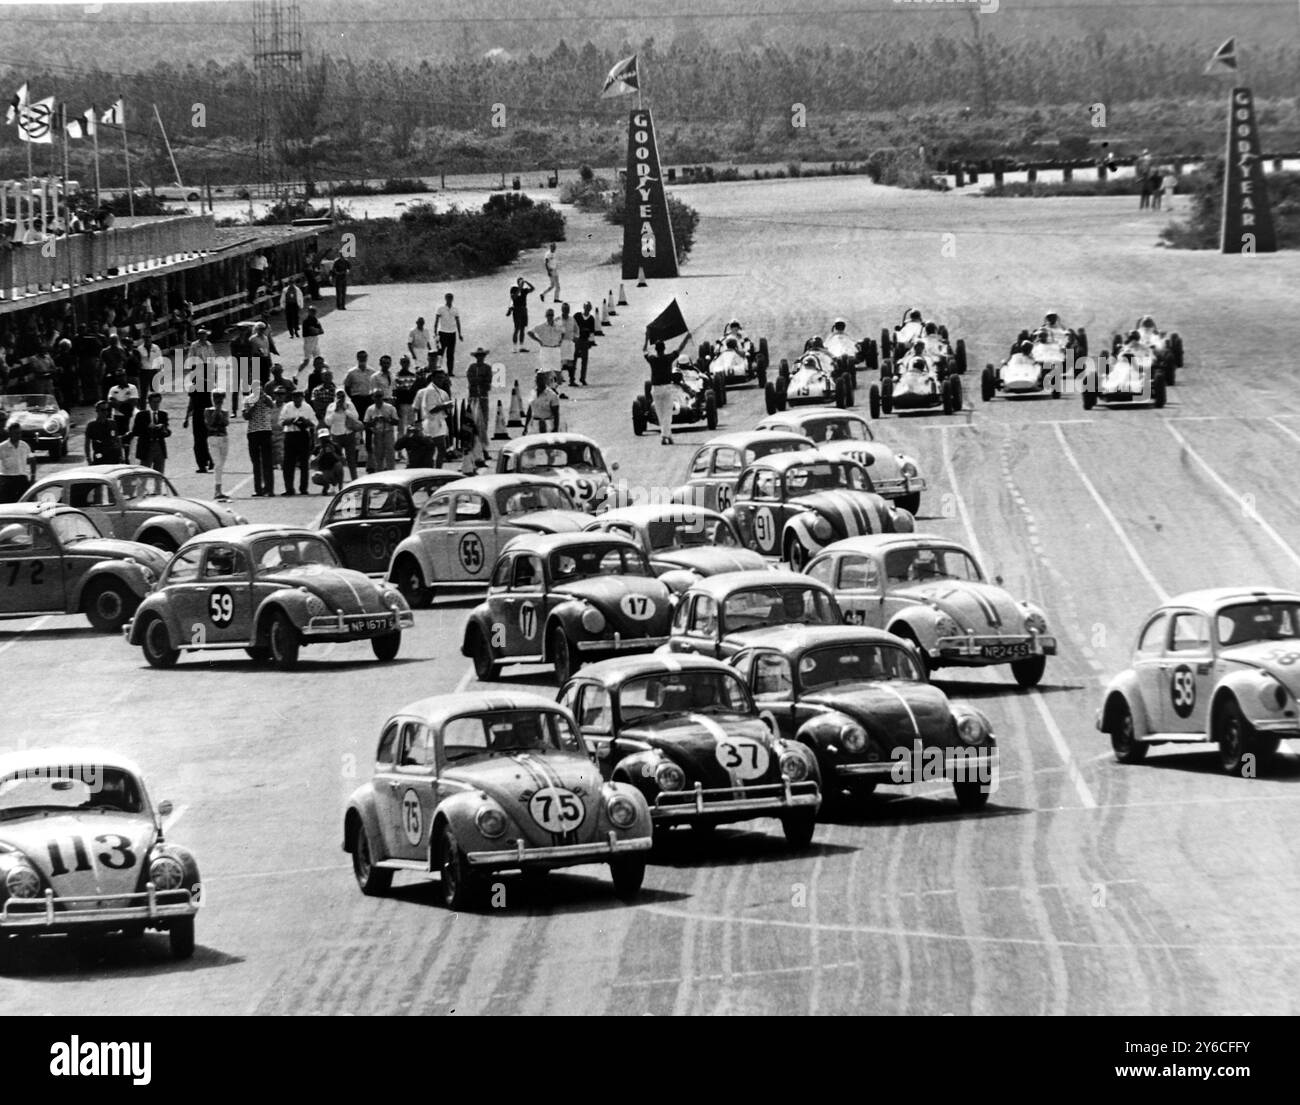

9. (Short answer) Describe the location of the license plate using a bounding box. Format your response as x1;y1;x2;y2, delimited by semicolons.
983;641;1031;660
350;616;392;634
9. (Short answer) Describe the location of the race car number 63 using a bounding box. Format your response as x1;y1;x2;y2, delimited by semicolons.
528;786;585;832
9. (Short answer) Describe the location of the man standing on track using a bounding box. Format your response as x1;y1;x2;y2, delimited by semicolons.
434;293;463;376
280;387;314;496
644;334;692;446
242;382;278;497
129;391;171;474
574;301;597;386
408;316;433;365
466;347;494;465
539;243;560;303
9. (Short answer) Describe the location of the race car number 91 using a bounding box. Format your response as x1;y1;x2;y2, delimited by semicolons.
528;786;585;832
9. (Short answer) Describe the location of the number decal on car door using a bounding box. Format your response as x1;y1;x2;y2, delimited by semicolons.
459;532;485;574
519;603;537;640
1170;665;1196;719
754;507;775;552
401;789;423;846
715;483;732;512
209;587;234;627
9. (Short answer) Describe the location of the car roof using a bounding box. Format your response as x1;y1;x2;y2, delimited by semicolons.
500;432;600;453
182;524;320;546
393;691;572;728
686;570;831;596
30;464;151;483
427;473;566;494
1161;587;1300;615
815;533;972;556
725;624;906;652
336;468;461;491
695;431;811;449
501;530;640;555
0;746;145;779
0;501;81;520
743;449;852;472
591;504;722;526
574;653;740;684
758;408;869;427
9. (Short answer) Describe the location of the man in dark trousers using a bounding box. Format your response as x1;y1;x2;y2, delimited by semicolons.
84;401;124;465
129;391;171;474
279;387;315;496
466;347;494;464
332;253;351;310
242;383;278;497
433;293;463;376
574;301;597;386
72;325;103;407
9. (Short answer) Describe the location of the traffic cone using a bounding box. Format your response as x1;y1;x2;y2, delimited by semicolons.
600;298;610;327
492;399;511;440
507;380;525;427
636;267;647;288
617;283;628;306
607;289;617;316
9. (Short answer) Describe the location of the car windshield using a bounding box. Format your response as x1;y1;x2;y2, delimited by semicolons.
0;766;144;819
884;545;984;584
1216;602;1300;647
496;483;573;515
549;543;650;581
441;709;582;762
784;462;863;494
517;443;602;472
745;439;815;463
619;670;752;722
118;473;175;500
799;644;923;689
254;535;340;573
0;394;58;414
646;515;739;551
49;510;103;545
722;586;839;632
801;417;872;443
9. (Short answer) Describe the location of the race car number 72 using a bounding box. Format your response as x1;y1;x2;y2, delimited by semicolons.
4;560;45;586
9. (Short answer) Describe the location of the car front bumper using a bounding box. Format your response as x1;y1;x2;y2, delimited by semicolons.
1;884;198;933
576;633;670;653
933;634;1056;662
466;831;652;869
652;779;820;823
837;745;998;782
873;476;927;498
302;610;414;639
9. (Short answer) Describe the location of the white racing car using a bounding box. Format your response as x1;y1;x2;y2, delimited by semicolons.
697;321;769;390
1111;316;1183;385
633;359;720;435
880;310;967;375
1082;335;1167;410
868;352;963;418
765;341;854;414
824;320;878;387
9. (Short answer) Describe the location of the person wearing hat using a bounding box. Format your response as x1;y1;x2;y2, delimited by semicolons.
575;301;597;386
311;428;344;493
204;390;232;501
393;355;419;435
280;386;316;495
84;401;124;465
299;305;324;372
466;347;494;464
183;328;216;472
364;386;398;473
129;391;171;474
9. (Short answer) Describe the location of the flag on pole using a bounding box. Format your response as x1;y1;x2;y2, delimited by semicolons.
600;55;639;99
1205;37;1237;74
17;95;55;144
644;298;690;347
100;98;124;126
65;107;96;140
6;82;28;126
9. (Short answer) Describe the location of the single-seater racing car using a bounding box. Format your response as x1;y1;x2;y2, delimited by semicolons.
633;356;720;435
879;310;967;375
765;339;853;415
697;320;769;390
868;350;963;418
1111;315;1182;385
1081;333;1167;410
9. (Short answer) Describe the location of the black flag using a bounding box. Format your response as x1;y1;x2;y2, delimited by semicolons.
645;299;689;346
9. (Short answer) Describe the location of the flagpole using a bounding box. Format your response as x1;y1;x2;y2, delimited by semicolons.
61;103;76;320
120;110;135;216
153;102;183;188
91;109;102;208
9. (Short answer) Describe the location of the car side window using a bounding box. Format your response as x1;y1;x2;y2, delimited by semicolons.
166;547;203;583
453;493;490;523
732;650;755;682
0;521;50;551
511;555;543;592
672;594;692;633
32;485;65;504
69;481;114;509
735;471;756;499
805;557;836;588
752;471;778;500
490;555;513;590
753;653;793;698
713;448;741;475
419;494;451;527
1169;612;1210;652
366;486;411;518
376;721;400;767
844;465;867;491
577;685;613;733
838;555;880;591
328;488;364;522
1136;613;1167;654
202;545;247;579
398;721;436;768
689;449;712;477
689;595;718;637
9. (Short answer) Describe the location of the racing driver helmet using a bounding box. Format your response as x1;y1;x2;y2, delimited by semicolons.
1138;314;1156;330
830;319;848;332
1019;340;1034;356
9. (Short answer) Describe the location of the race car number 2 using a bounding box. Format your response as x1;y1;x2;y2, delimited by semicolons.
458;532;485;574
715;738;770;781
528;786;585;833
3;560;45;587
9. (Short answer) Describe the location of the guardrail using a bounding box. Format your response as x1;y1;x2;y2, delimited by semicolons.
0;214;216;302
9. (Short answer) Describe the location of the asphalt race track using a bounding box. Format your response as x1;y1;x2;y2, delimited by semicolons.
4;177;1299;1015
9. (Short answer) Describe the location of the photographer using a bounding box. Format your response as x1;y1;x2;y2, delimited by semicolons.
279;387;316;496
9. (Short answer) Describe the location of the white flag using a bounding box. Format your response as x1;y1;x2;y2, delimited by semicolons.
6;82;27;126
100;98;124;126
66;106;96;139
18;95;55;144
600;55;639;100
1205;37;1237;75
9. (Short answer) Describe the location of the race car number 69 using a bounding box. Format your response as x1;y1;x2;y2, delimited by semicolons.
528;786;585;832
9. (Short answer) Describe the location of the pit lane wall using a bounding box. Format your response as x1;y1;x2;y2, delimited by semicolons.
622;109;678;281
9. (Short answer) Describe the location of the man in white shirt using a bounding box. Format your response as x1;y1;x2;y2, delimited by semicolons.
106;370;140;437
279;388;316;495
0;422;36;502
540;243;560;303
325;390;360;481
413;374;452;468
408;317;433;365
433;293;463;377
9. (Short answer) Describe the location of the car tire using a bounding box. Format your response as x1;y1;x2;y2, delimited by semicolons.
955;338;967;375
467;626;499;681
705;391;718;431
784;533;808;570
776;377;789;412
764;381;779;416
610;859;646;902
880;377;893;416
835;375;850;409
351;820;393;896
245;646;271;662
981;364;996;402
778;357;790;379
1152;371;1167;409
632;396;648;436
758;337;769;371
550;626;576;685
1082;371;1098;410
391;556;431;607
1215;697;1258;776
782;811;817;849
140;530;178;554
757;363;767;389
868;383;881;419
897;628;930;678
879;328;891;357
168;916;196;960
895;492;921;515
1011;654;1046;688
267;610;301;670
372;631;401;662
953;780;990;812
141;616;179;668
437;824;477;911
949;374;963;410
1108;700;1148;764
83;579;136;633
864;339;878;372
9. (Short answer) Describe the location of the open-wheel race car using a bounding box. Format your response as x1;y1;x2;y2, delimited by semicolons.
868;350;963;418
1081;338;1167;411
1110;316;1183;385
879;310;967;374
823;320;878;387
697;320;769;390
633;358;721;435
765;342;854;415
982;313;1086;402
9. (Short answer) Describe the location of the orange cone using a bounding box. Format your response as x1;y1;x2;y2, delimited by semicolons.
607;289;617;316
507;380;525;427
636;267;647;288
617;283;628;306
600;298;610;326
492;399;510;440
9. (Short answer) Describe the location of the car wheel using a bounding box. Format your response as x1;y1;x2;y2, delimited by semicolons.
437;824;477;911
784;533;809;570
1108;700;1148;764
880;377;893;416
897;628;930;678
1082;371;1098;410
705;391;718;431
1152;372;1167;409
140;530;178;553
835;375;849;409
942;376;956;414
245;646;271;662
782;811;817;849
392;556;430;607
949;374;963;409
1215;698;1256;776
757;363;767;389
895;492;921;515
267;610;301;670
83;579;136;632
953;780;990;812
610;859;646;902
955;338;967;374
764;381;779;416
758;337;769;371
141;616;179;668
467;626;499;681
632;396;647;436
550;627;575;685
351;819;393;895
1011;654;1046;688
868;383;881;419
981;365;996;402
371;630;401;661
168;916;195;960
778;358;790;379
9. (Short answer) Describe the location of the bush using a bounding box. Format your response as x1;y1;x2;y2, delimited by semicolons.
256;199;330;225
1160;162;1300;249
559;174;613;210
379;177;430;194
102;191;177;216
331;180;378;197
605;191;699;266
983;177;1144;198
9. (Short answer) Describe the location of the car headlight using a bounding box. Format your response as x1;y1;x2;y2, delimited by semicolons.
44;418;60;434
839;723;867;753
148;854;186;890
654;761;685;792
233;513;249;525
606;792;638;829
182;518;199;535
779;749;810;782
935;614;961;637
1023;609;1048;634
381;588;405;612
581;605;606;633
811;516;833;541
956;714;987;745
1259;680;1288;712
475;806;508;839
899;457;919;478
4;864;40;898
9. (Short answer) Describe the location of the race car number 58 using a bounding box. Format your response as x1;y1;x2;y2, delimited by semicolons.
1170;664;1196;719
529;786;585;832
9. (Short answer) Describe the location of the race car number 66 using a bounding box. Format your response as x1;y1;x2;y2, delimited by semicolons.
528;786;585;833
